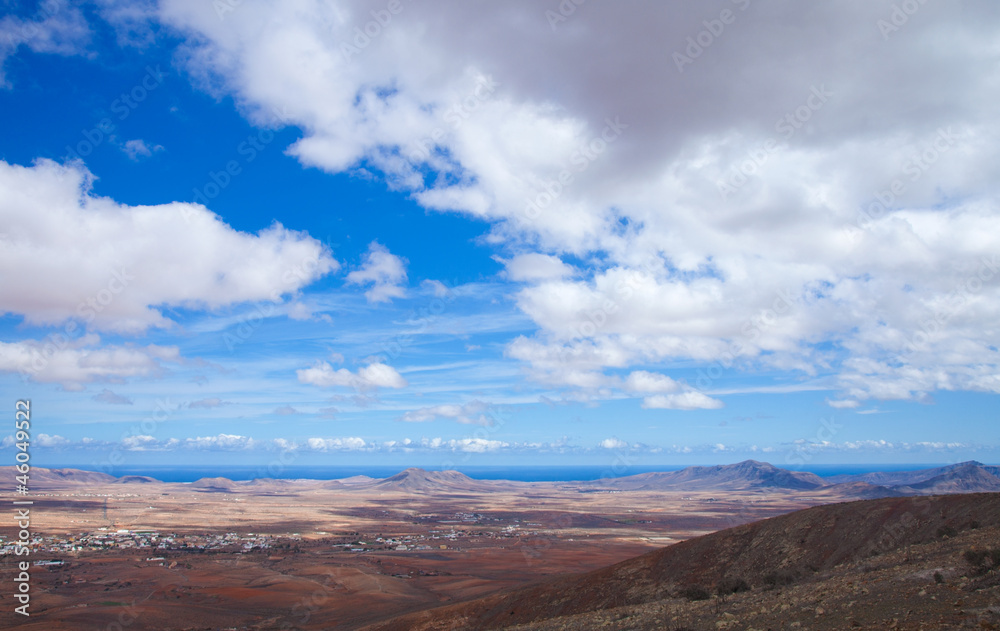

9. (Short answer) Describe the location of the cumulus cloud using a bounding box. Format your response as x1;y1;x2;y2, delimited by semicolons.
401;400;495;425
297;360;408;391
0;159;338;333
155;1;1000;402
0;336;180;389
305;436;367;451
642;391;725;411
599;437;627;449
502;253;576;282
346;241;407;303
34;433;71;447
623;370;680;394
418;436;509;453
92;389;133;405
184;433;258;450
122;434;158;450
121;138;164;160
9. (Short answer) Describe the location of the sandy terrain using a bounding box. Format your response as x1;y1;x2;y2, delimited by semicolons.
0;467;851;630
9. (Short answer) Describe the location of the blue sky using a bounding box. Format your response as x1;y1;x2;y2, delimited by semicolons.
1;0;998;471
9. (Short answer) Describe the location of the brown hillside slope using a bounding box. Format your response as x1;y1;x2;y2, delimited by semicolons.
363;493;1000;631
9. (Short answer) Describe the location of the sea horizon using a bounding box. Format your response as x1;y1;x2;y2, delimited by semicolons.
37;462;973;484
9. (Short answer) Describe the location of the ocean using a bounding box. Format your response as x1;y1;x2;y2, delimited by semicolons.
45;463;952;483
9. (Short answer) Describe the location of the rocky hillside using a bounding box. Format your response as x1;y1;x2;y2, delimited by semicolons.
363;493;1000;630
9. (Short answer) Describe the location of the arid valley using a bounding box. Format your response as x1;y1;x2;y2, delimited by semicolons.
2;461;999;630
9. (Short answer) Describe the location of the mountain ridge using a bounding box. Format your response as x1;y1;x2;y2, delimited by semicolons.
5;460;1000;495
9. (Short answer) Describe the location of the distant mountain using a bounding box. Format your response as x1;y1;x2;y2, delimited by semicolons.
26;467;116;485
825;460;987;486
601;460;827;491
895;462;1000;494
113;475;161;484
335;475;376;486
371;467;481;493
815;480;904;499
9;462;1000;498
190;476;237;491
364;492;1000;631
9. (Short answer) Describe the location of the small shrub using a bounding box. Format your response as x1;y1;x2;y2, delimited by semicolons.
933;571;944;584
678;584;710;601
716;577;750;595
963;548;1000;575
763;570;796;586
937;525;958;538
969;520;981;530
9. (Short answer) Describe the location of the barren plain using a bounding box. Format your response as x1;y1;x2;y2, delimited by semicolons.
1;462;998;630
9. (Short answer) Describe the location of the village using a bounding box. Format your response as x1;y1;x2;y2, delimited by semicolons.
0;510;546;564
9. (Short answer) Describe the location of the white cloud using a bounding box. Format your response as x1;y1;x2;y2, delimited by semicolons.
34;433;71;447
642;391;724;411
272;405;300;416
450;437;507;453
0;159;338;333
827;399;860;409
297;360;408;391
184;434;258;450
599;437;627;449
421;279;451;297
401;400;495;425
92;389;133;405
93;0;158;47
305;437;367;451
623;370;680;394
417;437;509;453
122;434;158;450
0;6;90;87
286;301;332;322
502;253;576;282
121;139;164;160
155;2;1000;402
346;241;407;303
0;336;180;389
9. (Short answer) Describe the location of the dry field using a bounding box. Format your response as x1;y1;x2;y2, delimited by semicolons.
0;469;852;630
